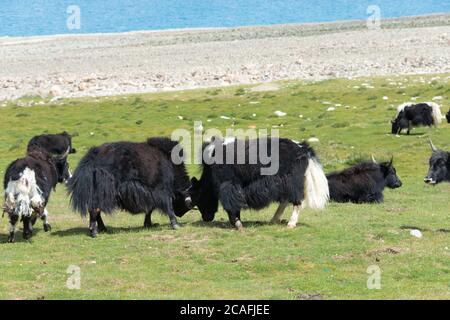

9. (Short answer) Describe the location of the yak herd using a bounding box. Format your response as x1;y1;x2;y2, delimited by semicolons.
2;102;450;242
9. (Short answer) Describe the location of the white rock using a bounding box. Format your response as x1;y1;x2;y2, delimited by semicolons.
432;96;443;100
326;107;335;112
177;116;184;120
308;137;320;143
410;229;423;238
220;116;231;120
383;96;389;100
50;85;62;96
274;110;286;117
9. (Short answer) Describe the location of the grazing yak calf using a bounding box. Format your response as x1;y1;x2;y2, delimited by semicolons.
27;131;77;156
327;157;402;203
3;149;71;242
67;137;192;237
190;137;329;229
391;102;442;135
424;140;450;185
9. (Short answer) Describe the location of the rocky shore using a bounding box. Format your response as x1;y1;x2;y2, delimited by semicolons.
0;13;449;101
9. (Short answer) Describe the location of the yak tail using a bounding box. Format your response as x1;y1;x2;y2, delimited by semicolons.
427;102;443;125
4;168;43;217
67;153;117;216
302;157;329;210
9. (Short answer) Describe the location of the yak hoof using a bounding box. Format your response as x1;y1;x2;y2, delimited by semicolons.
287;223;296;229
89;230;98;238
44;223;52;232
7;234;15;243
23;231;32;240
171;223;181;230
98;226;108;233
235;220;244;230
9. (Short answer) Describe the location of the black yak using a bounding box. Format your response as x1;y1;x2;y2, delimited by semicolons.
424;140;450;185
446;110;450;123
27;131;77;156
190;137;329;229
3;149;71;242
326;157;402;203
67;137;192;237
391;102;442;135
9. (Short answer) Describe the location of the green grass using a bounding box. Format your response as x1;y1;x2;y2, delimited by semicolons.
0;74;449;300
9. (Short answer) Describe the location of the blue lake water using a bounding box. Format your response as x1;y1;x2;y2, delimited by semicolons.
1;0;449;37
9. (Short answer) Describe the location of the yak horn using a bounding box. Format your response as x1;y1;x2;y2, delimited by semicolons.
371;155;377;164
429;139;437;152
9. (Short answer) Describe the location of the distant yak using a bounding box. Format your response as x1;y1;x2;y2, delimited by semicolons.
190;137;329;229
327;157;402;203
67;137;192;237
391;102;442;135
446;109;450;123
3;149;71;242
424;140;450;185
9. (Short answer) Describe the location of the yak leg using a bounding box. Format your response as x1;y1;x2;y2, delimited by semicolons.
7;213;19;243
407;122;412;135
96;212;107;233
271;202;289;224
144;210;158;228
164;202;180;230
287;205;301;229
22;215;33;240
227;210;243;230
88;209;100;238
40;209;52;232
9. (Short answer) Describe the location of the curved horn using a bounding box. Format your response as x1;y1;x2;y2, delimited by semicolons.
429;139;437;152
371;155;377;164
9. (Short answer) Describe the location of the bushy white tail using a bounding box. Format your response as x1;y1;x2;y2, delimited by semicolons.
426;101;443;125
302;158;329;210
4;168;43;217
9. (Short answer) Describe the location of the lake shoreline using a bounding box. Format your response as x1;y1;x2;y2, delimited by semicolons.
1;13;449;101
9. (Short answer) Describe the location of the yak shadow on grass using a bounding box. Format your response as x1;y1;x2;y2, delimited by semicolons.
0;229;42;244
191;219;311;229
50;224;168;237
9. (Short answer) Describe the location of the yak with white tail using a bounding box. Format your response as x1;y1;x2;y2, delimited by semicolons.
391;102;443;135
190;137;329;229
3;148;71;242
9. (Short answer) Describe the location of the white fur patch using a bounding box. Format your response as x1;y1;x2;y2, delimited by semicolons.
302;158;329;210
396;102;414;115
4;167;43;217
425;101;443;125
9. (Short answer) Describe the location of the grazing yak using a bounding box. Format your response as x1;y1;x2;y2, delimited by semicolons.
190;137;329;229
391;102;442;135
327;157;402;203
446;110;450;123
3;148;71;242
424;140;450;185
27;131;77;156
67;137;193;237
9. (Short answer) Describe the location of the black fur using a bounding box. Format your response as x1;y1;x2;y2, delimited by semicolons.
391;103;435;135
67;137;192;236
446;109;450;124
27;131;76;155
190;137;320;227
327;160;402;203
424;146;450;185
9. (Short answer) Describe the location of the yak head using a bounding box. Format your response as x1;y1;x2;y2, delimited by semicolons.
424;140;449;185
375;156;402;189
190;176;219;222
391;112;408;134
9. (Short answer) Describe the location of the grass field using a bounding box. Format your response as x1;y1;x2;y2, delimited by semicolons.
0;74;449;300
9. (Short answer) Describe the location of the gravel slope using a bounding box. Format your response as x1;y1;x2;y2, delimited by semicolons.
0;14;449;100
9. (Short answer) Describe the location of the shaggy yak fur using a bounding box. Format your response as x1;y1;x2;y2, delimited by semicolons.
190;137;329;229
3;149;70;242
67;137;192;237
326;159;402;203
